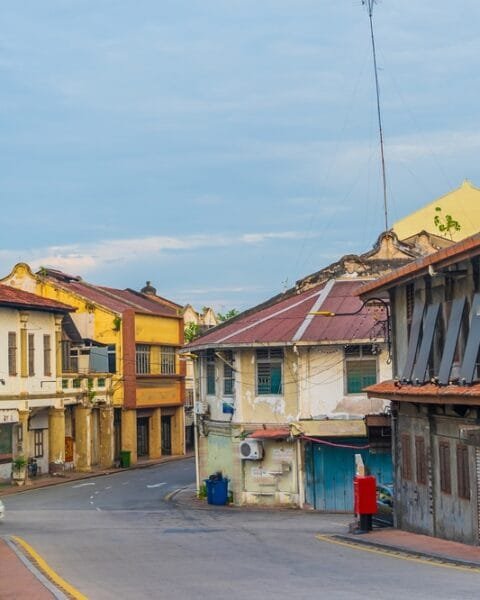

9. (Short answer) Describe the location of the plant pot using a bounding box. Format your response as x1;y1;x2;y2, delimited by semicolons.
12;467;26;486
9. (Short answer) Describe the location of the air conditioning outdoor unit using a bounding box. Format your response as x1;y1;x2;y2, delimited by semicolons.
239;439;263;460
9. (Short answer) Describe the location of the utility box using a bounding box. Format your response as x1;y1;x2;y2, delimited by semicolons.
354;475;377;515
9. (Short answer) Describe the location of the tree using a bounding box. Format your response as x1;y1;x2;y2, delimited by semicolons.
184;321;201;343
217;309;239;322
434;206;461;240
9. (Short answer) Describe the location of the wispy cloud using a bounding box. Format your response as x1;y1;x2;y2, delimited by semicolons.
0;230;318;276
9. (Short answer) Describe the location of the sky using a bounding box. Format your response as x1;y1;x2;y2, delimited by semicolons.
1;1;480;312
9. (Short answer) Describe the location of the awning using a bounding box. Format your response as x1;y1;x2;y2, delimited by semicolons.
248;428;290;440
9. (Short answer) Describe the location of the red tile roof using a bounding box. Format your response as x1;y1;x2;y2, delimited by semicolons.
0;285;74;312
248;428;290;439
358;233;480;296
365;380;480;404
187;279;386;349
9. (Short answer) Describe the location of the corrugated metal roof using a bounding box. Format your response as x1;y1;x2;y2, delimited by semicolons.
45;278;178;317
0;284;74;312
187;279;385;349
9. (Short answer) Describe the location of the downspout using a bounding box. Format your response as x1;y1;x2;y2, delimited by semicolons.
296;438;305;508
192;356;201;496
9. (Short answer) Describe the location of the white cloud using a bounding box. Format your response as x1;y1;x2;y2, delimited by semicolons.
0;230;318;277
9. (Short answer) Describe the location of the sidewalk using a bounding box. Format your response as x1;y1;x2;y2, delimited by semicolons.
0;452;194;498
337;527;480;568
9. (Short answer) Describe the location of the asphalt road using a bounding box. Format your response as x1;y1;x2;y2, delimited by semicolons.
1;458;479;600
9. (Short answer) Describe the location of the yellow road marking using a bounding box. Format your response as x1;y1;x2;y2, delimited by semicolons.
11;535;89;600
315;534;480;574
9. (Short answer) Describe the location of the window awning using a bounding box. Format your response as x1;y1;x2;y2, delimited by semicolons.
248;428;290;440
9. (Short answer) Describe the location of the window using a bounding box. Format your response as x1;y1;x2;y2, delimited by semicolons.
415;436;427;485
43;335;51;376
223;351;234;396
97;378;106;388
8;332;17;376
160;346;176;374
256;348;283;395
34;430;44;458
28;333;35;376
401;434;412;481
108;345;116;373
439;441;451;494
0;424;13;461
73;378;81;388
345;345;377;394
456;444;470;500
136;344;151;374
62;379;69;389
206;350;216;395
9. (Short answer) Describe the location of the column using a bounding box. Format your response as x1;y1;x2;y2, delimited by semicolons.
18;410;30;458
74;405;92;472
48;407;65;474
171;406;185;456
149;408;162;459
121;409;137;464
99;406;114;468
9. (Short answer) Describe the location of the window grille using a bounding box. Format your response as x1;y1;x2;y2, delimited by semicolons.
8;332;17;376
256;348;283;395
160;346;176;374
136;344;151;374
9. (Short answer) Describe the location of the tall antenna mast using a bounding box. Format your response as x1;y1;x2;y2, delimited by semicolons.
363;0;389;231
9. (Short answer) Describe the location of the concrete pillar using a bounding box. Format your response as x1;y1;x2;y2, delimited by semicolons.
149;408;162;459
121;409;137;464
99;406;114;468
48;407;65;473
74;405;92;472
171;406;185;456
18;410;30;458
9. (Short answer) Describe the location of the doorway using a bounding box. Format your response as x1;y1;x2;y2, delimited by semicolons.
161;416;172;455
137;417;149;457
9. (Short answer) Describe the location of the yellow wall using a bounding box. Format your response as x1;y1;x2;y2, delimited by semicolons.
393;180;480;242
136;381;182;407
135;314;180;344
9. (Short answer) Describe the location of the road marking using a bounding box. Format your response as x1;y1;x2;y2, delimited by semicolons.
146;483;167;489
11;536;89;600
104;486;112;490
315;534;480;573
96;507;102;512
72;483;95;488
164;488;181;501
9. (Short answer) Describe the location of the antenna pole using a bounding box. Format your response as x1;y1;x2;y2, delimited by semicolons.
365;0;388;231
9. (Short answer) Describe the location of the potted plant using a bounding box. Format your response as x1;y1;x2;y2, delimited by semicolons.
11;455;28;485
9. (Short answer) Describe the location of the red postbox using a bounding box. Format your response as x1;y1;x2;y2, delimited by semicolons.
354;475;377;515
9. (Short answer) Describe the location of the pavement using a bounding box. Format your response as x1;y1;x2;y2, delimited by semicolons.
2;467;480;599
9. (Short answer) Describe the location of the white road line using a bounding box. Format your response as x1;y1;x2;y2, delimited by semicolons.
146;483;167;489
72;483;95;488
96;507;102;512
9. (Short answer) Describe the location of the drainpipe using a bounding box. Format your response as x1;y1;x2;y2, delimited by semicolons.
296;438;305;508
193;356;201;496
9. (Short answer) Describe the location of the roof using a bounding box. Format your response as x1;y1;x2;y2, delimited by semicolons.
186;279;386;349
41;270;179;318
358;233;480;297
248;428;290;439
365;380;480;405
0;284;74;313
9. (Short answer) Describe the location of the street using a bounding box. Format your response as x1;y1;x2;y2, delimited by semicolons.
1;458;479;600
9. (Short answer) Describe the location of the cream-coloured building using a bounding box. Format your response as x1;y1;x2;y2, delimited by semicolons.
0;284;112;481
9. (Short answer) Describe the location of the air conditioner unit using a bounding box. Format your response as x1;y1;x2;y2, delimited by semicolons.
239;439;263;460
194;401;209;415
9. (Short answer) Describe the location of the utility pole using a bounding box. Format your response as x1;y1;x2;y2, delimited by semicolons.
363;0;389;231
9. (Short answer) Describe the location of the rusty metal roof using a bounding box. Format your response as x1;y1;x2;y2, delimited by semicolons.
187;279;385;349
0;284;74;313
248;428;290;439
42;273;179;318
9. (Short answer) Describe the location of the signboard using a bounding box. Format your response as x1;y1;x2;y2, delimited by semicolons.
0;409;19;424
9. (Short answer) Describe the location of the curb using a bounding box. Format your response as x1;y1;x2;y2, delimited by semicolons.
0;453;194;497
333;534;480;570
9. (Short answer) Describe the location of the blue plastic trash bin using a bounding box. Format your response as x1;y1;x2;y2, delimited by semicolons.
205;476;229;506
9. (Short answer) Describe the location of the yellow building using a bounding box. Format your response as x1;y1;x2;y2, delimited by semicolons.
393;180;480;242
1;265;185;467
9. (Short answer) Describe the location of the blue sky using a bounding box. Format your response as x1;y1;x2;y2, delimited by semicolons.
1;1;480;312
